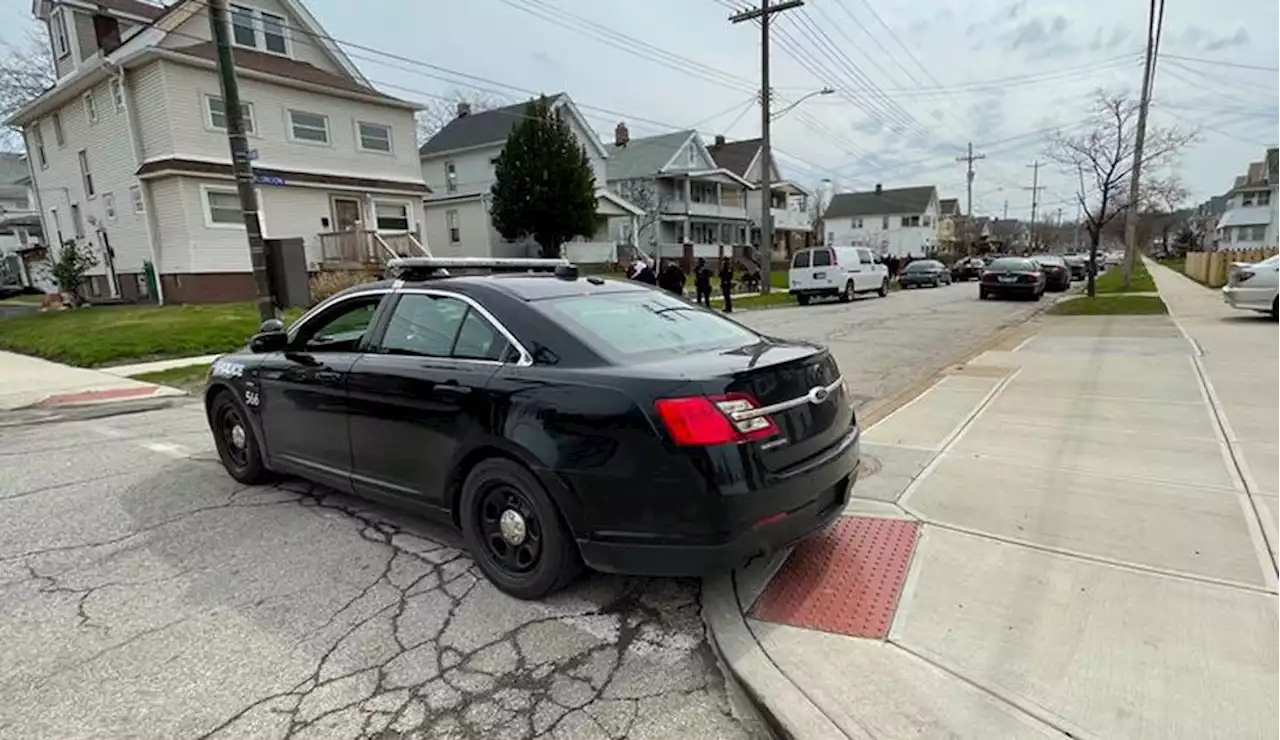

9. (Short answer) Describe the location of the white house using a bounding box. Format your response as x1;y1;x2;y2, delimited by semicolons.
418;93;644;262
1214;148;1278;252
706;136;813;259
605;126;755;262
821;184;940;258
8;0;428;304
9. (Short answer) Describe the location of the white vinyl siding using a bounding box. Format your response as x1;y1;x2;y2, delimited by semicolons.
205;95;256;133
288;110;329;144
357;121;392;153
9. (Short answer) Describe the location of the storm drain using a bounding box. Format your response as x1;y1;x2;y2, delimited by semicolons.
752;516;920;639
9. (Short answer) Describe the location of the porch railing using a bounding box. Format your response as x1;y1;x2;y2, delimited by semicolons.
318;230;428;266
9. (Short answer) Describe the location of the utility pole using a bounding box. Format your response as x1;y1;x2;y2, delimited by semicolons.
730;0;803;294
1122;0;1166;287
1003;200;1008;220
955;142;985;256
209;0;274;321
1024;160;1045;251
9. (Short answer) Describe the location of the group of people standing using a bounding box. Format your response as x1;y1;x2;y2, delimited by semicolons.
627;256;741;312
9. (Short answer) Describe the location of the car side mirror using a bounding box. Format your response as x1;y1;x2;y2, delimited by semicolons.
250;318;288;353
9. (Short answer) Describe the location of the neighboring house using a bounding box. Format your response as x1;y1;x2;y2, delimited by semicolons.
821;184;940;257
0;153;48;290
605;127;754;262
8;0;428;304
1214;147;1279;252
706;135;813;259
418;94;644;262
936;197;962;254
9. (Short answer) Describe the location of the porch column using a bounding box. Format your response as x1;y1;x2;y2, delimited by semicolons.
715;182;722;206
684;177;692;203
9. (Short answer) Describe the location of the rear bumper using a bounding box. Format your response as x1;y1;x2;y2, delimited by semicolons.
982;282;1039;295
1222;285;1277;311
790;288;839;297
577;427;861;577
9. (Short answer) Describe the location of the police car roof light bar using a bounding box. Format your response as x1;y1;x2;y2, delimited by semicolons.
386;257;578;281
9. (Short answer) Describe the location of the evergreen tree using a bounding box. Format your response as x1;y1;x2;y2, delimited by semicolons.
490;97;597;258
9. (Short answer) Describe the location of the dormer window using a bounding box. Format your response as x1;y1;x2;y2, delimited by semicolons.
230;5;290;56
51;8;70;58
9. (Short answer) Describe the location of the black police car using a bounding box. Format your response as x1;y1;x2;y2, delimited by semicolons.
205;258;861;599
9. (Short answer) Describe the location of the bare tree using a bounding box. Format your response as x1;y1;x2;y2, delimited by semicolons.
415;89;506;146
615;179;668;256
0;29;54;150
1046;91;1193;296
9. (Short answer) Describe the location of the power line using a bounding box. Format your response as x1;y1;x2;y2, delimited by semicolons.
1159;54;1280;72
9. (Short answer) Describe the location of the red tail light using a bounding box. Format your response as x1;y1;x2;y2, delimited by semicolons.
1020;273;1038;283
980;270;994;280
654;393;779;446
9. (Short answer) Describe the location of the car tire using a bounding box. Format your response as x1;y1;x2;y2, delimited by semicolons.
209;390;272;485
797;293;811;306
1271;297;1278;321
1032;290;1042;302
839;282;854;303
460;458;582;600
878;279;889;297
979;288;988;300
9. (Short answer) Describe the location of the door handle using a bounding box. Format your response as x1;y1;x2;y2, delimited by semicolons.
315;370;342;385
436;381;471;396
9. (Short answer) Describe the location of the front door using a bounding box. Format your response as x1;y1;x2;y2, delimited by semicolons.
257;292;387;491
331;197;364;262
346;291;513;509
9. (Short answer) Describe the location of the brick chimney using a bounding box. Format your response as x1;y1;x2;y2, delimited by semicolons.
714;134;726;147
875;183;882;194
615;122;629;148
456;102;471;118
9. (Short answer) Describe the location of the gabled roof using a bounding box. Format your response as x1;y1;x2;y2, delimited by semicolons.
822;186;937;219
604;130;695;180
939;198;960;216
419;94;566;157
707;138;760;178
91;0;167;20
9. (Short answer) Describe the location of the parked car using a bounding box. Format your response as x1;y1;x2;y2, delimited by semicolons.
204;258;862;600
979;257;1046;301
789;246;889;305
1222;254;1279;319
899;259;952;288
1031;255;1072;292
1063;255;1087;281
951;256;986;281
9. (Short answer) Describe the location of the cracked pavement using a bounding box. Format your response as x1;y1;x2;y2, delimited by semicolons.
0;282;1048;739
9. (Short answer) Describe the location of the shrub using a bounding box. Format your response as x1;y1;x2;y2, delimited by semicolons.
309;268;379;304
50;240;99;305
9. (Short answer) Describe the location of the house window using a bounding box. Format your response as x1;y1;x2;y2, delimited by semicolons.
375;202;410;231
1256;191;1272;206
288;110;329;143
51;9;69;58
129;184;144;214
83;93;97;124
357;121;392;153
110;79;125;112
851;218;862;229
447;209;461;243
206;95;255;133
49;207;60;242
31;125;46;169
70;204;84;237
922;215;932;227
881;216;889;229
203;187;243;226
52;113;65;146
102;192;117;220
78;150;95;198
261;12;288;54
900;215;920;227
445;162;458;193
231;5;257;47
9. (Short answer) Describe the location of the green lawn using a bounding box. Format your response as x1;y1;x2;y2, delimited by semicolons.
1047;295;1168;316
1094;260;1156;293
132;363;213;395
0;303;302;368
1157;257;1186;275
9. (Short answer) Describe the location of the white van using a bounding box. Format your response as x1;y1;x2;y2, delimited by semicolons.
789;246;889;305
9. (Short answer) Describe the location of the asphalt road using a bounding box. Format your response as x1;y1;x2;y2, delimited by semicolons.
0;280;1054;740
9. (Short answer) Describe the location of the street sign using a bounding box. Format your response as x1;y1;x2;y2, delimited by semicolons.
254;174;286;186
246;149;259;161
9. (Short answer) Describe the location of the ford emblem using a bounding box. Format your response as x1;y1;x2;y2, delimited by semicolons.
806;386;829;405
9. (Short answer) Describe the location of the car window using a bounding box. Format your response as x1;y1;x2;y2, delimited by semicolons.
858;249;873;264
812;249;833;267
791;251;811;268
379;294;468;357
295;296;382;352
453;308;512;362
539;290;761;362
990;258;1035;271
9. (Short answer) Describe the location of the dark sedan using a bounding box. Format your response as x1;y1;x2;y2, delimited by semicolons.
204;258;860;600
1032;255;1072;292
899;259;952;288
979;257;1046;301
951;257;986;281
1063;255;1088;281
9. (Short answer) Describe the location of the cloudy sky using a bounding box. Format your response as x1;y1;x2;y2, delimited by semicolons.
5;0;1276;219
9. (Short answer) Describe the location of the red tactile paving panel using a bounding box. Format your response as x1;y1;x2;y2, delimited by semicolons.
752;516;920;639
40;386;160;406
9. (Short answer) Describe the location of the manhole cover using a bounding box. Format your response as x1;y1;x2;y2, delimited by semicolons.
858;452;883;478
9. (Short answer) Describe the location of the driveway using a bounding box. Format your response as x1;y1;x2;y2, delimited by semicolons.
0;282;1053;739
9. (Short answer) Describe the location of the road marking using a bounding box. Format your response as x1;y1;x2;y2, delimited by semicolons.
1010;334;1037;352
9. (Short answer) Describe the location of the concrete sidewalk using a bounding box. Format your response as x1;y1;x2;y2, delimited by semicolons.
706;295;1278;738
0;351;185;410
100;354;222;378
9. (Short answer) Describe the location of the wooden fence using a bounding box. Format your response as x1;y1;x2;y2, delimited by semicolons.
1185;249;1277;287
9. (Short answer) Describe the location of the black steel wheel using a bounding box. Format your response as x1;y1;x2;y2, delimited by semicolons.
209;391;271;484
839;282;854;303
797;293;811;306
878;279;889;297
460;458;581;599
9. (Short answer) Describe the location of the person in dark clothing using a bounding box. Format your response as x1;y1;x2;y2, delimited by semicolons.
694;258;713;308
658;261;685;297
629;257;657;285
718;259;735;313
